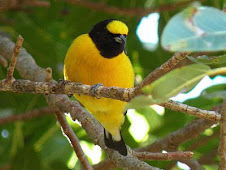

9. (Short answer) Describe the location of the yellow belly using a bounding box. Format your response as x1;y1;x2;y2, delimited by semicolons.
64;34;134;138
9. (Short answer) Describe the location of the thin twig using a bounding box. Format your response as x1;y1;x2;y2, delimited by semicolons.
5;35;23;84
0;107;53;125
0;0;50;12
137;118;216;152
135;52;190;92
45;67;52;82
134;151;193;161
219;100;226;170
64;0;204;17
160;100;221;122
44;64;93;170
23;0;50;7
187;131;219;151
0;55;8;68
199;147;218;165
55;109;93;170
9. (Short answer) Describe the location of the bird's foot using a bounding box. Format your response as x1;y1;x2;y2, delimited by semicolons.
90;83;103;99
58;79;73;98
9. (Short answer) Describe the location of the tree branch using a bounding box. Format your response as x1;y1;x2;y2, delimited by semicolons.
5;35;23;85
0;79;221;122
0;34;222;169
48;94;159;170
134;151;193;161
0;107;53;125
137;118;216;152
93;159;115;170
95;118;215;169
44;66;93;170
219;100;226;170
135;52;190;92
198;147;218;165
63;0;204;17
0;0;50;12
160;100;221;122
187;131;219;151
0;79;135;102
0;37;218;123
0;35;158;169
0;55;8;68
54;109;93;170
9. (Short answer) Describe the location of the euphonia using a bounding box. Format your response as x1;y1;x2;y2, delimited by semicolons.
64;19;134;156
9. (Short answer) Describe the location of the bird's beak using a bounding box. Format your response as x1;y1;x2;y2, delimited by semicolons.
114;35;127;55
114;35;126;44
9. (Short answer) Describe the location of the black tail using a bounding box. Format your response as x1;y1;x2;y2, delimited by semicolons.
104;129;127;156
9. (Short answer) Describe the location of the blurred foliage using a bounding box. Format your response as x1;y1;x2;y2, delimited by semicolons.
188;54;226;65
0;0;225;169
161;6;226;52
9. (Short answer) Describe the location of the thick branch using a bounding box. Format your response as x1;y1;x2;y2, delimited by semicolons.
0;35;158;169
93;159;115;170
0;35;221;124
48;94;158;170
0;34;219;169
0;79;135;102
0;79;221;122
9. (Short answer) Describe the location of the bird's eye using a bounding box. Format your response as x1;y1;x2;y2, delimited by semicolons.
114;35;126;44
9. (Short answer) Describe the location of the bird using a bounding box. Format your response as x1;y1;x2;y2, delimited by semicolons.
64;19;134;156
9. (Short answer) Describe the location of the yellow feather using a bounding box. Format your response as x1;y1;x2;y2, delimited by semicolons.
64;24;134;142
106;20;128;35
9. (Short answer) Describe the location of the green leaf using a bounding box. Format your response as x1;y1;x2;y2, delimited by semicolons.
201;84;226;99
161;6;226;51
187;54;226;65
142;64;226;102
202;90;226;99
125;95;155;111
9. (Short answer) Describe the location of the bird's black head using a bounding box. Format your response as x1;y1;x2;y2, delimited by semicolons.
89;19;128;58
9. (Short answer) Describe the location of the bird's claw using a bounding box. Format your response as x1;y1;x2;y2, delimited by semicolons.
90;83;103;99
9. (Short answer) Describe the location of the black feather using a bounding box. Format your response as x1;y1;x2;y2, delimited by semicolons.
89;19;126;59
104;129;127;156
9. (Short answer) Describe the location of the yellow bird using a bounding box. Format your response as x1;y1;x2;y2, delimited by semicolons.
64;19;134;156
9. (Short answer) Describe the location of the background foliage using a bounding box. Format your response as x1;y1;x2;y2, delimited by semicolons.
0;0;225;169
